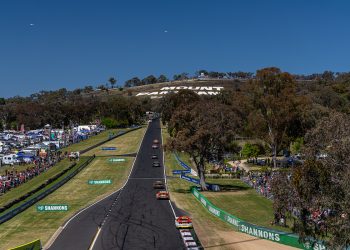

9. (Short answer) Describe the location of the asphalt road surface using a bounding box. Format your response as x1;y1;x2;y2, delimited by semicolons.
49;119;185;250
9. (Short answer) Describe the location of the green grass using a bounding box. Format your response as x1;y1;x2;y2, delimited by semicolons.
0;157;135;250
0;158;77;208
0;127;146;249
62;128;124;153
0;129;135;207
161;125;293;249
85;127;146;156
0;157;90;216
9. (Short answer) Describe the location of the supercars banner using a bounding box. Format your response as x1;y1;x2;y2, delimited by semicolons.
191;187;326;250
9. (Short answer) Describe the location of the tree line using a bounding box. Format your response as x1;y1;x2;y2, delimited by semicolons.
0;88;153;130
158;67;350;249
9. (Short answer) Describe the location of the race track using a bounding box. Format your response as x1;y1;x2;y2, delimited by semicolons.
49;119;185;250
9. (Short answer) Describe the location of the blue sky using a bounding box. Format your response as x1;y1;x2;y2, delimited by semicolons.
0;0;349;97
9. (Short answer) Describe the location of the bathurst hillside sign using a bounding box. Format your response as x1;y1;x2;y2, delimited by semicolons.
136;86;224;97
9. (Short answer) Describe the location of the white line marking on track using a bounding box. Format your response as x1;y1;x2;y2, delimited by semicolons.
88;227;101;250
89;123;149;250
160;124;177;218
45;125;149;250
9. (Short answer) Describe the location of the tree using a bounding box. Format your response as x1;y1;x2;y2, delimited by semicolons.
241;143;260;159
160;90;200;125
195;70;208;77
272;111;350;249
124;77;141;88
142;75;157;85
167;97;242;190
290;137;304;155
157;74;168;83
208;71;226;79
173;72;189;81
245;67;306;168
109;77;117;89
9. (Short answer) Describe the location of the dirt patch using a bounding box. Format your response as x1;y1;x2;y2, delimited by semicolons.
195;226;297;250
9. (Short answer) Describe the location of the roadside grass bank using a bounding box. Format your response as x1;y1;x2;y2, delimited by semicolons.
0;128;140;211
0;126;146;249
0;157;90;217
0;129;123;176
0;158;80;209
0;157;135;250
0;128;125;201
84;126;146;156
162;126;296;250
62;128;123;153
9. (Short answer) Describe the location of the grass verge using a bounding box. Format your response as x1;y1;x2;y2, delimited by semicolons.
0;126;146;249
84;127;146;156
162;126;295;250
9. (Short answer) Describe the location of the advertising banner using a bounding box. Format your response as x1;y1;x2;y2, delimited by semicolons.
101;147;117;150
191;187;326;250
37;204;68;212
172;169;191;175
88;179;112;185
109;158;125;162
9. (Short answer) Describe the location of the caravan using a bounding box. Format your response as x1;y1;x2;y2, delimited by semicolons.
2;154;19;165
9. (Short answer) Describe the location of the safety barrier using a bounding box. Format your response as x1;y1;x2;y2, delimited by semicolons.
173;154;215;190
0;156;95;225
174;154;198;176
191;187;327;250
9;239;42;250
191;187;301;247
173;154;325;249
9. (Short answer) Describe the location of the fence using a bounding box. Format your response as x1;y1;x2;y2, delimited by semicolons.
173;154;325;249
0;126;142;224
191;187;326;250
0;156;95;225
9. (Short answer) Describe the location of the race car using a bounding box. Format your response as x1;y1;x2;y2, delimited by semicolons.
153;139;159;144
152;144;159;149
153;181;165;189
175;216;193;229
152;161;161;167
156;191;169;200
151;154;158;159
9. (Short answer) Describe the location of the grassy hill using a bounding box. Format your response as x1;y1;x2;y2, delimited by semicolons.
82;79;244;99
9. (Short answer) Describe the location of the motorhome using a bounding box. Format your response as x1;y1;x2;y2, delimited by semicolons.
2;154;19;165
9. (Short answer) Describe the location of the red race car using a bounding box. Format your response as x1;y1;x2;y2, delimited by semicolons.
175;216;193;229
156;191;169;200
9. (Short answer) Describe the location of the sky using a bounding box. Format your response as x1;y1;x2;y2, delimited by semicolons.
0;0;350;97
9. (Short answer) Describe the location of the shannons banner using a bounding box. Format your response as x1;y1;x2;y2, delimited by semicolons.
191;187;326;250
9;239;42;250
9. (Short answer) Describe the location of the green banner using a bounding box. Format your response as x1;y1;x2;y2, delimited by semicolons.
109;158;126;162
37;204;68;212
88;179;112;185
9;239;42;250
191;187;326;250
